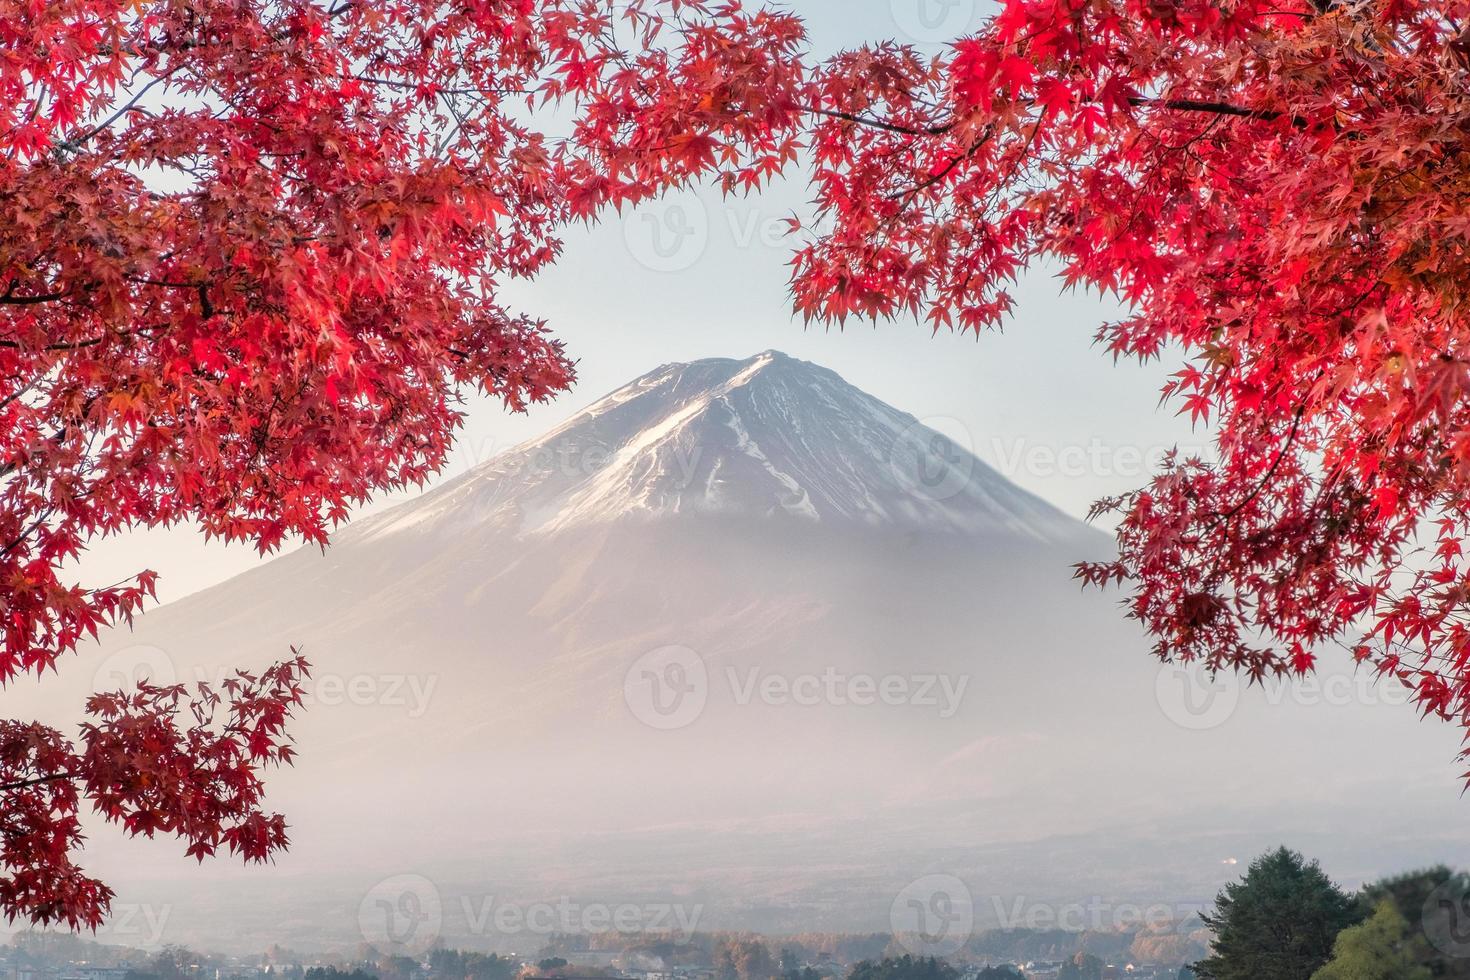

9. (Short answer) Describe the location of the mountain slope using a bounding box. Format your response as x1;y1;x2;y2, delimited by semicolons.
27;351;1468;953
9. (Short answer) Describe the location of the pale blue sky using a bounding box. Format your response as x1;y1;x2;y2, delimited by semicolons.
78;0;1208;602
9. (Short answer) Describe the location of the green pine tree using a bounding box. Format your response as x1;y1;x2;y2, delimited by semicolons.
846;957;956;980
1194;846;1363;980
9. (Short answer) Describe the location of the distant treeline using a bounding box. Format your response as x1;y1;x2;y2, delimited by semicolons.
10;847;1468;980
534;925;1205;972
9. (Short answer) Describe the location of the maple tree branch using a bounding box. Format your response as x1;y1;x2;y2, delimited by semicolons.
65;67;183;151
0;771;77;793
802;105;954;137
1212;407;1307;527
355;75;521;97
0;372;48;412
805;96;1311;143
1130;96;1312;128
0;335;119;351
889;130;994;203
0;291;69;306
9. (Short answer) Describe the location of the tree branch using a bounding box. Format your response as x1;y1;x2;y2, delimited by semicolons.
0;291;69;306
805;95;1312;141
0;772;77;793
1211;407;1307;527
1130;96;1311;128
802;105;954;137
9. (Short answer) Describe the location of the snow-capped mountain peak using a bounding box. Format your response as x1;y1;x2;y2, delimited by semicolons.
355;351;1087;542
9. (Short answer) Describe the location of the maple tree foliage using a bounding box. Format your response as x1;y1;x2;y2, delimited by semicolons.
785;0;1470;783
0;0;804;931
9;0;1470;937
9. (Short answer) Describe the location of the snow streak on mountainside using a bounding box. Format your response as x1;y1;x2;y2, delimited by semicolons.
353;350;1090;543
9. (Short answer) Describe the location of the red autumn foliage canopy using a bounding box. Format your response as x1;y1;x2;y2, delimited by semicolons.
0;0;804;930
5;0;1470;931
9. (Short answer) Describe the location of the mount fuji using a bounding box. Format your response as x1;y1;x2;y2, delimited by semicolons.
27;351;1470;953
353;350;1088;541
